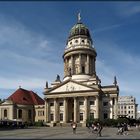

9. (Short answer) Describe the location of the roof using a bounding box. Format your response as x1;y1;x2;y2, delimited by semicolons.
7;88;44;105
68;22;92;41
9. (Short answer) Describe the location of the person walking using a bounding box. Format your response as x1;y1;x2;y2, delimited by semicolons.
71;122;77;134
97;123;103;137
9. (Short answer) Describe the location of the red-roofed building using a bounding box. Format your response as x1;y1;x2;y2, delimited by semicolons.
0;88;45;123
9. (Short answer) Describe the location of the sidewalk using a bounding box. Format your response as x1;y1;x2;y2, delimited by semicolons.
0;126;139;139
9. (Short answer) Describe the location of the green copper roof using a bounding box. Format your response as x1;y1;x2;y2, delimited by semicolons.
68;22;91;39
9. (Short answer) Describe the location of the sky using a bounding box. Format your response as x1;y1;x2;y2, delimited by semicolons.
0;1;140;109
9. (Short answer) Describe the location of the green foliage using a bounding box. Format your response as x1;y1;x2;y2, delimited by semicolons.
86;117;101;125
102;119;118;127
34;121;44;127
86;117;132;127
117;118;129;124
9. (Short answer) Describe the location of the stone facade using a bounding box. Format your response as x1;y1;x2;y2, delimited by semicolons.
0;88;45;123
44;15;119;126
35;105;45;122
117;96;138;119
0;100;34;123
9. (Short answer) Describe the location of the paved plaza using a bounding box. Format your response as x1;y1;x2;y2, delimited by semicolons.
0;126;140;139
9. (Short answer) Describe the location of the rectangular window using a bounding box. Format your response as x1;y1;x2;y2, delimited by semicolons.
90;113;94;119
59;102;63;106
60;113;63;121
38;111;44;116
79;101;84;105
80;113;83;121
131;106;133;109
90;101;95;105
50;113;54;121
50;103;54;106
104;113;108;119
82;66;85;73
103;102;108;106
112;98;115;105
28;110;32;119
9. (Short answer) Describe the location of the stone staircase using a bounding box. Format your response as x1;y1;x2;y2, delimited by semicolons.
45;122;83;127
55;123;83;127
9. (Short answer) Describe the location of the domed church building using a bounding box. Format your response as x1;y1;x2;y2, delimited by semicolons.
44;14;119;126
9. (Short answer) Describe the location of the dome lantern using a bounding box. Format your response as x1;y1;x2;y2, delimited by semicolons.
68;14;92;43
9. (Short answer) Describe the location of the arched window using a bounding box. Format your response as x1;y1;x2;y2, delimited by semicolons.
18;109;22;119
4;109;7;117
82;66;85;73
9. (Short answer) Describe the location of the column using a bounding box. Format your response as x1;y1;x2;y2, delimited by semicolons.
92;57;96;76
84;97;88;122
71;55;74;74
74;97;77;122
11;105;14;120
54;98;58;122
17;109;18;119
114;98;118;119
87;55;90;74
64;98;68;123
79;54;81;74
110;99;113;119
45;99;49;122
65;58;68;76
95;96;99;119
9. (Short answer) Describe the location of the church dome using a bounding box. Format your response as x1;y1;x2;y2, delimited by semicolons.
68;22;92;41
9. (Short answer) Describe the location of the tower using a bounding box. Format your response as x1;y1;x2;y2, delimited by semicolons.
63;13;97;82
44;14;119;126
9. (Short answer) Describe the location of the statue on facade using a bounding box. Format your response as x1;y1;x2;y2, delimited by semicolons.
55;74;60;82
68;67;72;77
113;76;117;86
46;81;48;88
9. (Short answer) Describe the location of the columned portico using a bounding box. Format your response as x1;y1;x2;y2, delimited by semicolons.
64;98;68;123
74;97;77;122
54;98;58;122
95;96;99;119
45;99;49;122
114;98;118;119
84;96;88;122
44;14;119;126
87;55;90;74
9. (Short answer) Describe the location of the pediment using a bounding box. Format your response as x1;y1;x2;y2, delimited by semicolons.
1;100;13;105
49;80;94;93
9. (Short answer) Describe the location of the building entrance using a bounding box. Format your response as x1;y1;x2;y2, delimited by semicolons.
67;98;74;122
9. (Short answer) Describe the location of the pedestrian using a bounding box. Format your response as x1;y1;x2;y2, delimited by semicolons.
71;122;77;134
97;123;103;137
86;122;91;133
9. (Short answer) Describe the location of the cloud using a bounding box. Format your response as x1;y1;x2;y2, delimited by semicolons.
115;2;140;18
0;14;64;92
0;76;46;89
94;23;123;33
96;40;140;101
0;13;53;60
